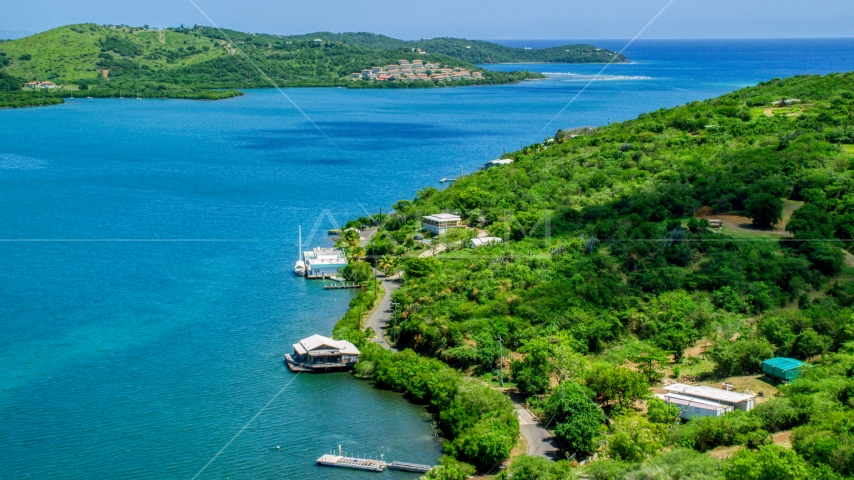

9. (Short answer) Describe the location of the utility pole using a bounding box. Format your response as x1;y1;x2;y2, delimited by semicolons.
498;336;504;387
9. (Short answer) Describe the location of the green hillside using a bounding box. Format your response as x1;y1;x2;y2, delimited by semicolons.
0;24;571;107
286;32;627;64
333;73;854;477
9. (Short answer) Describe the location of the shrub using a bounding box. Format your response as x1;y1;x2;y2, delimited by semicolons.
709;336;775;376
509;455;574;480
423;456;476;480
723;444;812;480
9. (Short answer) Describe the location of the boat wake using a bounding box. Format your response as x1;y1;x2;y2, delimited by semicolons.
542;73;652;81
0;153;47;170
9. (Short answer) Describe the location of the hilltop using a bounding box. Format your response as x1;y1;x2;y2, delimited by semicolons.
0;24;623;108
334;72;854;477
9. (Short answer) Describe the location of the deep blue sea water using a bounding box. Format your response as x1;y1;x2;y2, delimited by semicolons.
1;39;853;478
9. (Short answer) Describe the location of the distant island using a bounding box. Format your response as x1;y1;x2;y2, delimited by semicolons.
0;24;626;108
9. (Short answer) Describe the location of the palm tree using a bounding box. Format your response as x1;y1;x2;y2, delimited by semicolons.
377;254;395;275
348;246;366;263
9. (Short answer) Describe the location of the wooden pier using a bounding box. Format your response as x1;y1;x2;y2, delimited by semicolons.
306;271;336;280
323;282;362;290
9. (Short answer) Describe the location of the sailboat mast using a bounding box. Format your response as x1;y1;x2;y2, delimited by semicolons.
298;226;303;262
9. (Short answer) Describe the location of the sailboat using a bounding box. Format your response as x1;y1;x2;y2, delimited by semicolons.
294;226;306;276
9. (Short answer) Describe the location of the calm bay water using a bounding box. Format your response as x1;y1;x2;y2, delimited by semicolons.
1;39;853;478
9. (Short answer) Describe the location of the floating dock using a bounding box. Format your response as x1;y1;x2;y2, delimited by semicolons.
316;454;433;474
317;454;386;472
389;461;433;473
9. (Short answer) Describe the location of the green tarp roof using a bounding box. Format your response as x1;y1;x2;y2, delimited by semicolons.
762;357;804;372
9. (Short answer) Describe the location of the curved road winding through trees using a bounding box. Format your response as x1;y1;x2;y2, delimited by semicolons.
359;229;558;459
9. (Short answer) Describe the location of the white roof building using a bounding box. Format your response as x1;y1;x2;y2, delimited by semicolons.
286;334;360;372
469;237;503;248
293;334;360;356
663;383;756;411
303;247;347;270
422;214;462;235
480;158;514;170
659;393;733;420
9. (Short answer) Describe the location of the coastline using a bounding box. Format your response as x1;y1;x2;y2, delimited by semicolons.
0;72;544;109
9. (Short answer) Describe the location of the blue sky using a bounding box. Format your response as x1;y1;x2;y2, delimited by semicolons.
4;0;853;40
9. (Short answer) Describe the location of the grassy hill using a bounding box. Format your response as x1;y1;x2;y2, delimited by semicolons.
0;24;625;107
285;32;627;64
335;73;854;477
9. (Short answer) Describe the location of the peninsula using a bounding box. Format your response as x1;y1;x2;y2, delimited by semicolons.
333;72;854;478
0;24;624;108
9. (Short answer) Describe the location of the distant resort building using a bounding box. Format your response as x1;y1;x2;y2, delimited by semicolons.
285;334;360;372
25;81;59;89
349;59;483;83
480;158;514;170
422;213;462;235
661;383;756;420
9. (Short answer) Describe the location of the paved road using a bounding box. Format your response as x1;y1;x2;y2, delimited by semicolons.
364;270;398;350
512;396;561;459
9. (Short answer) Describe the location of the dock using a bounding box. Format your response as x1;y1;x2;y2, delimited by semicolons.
389;461;433;473
317;454;386;472
316;454;433;474
323;282;362;290
306;271;336;280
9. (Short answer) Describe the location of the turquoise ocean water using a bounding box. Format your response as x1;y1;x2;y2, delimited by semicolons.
1;39;853;478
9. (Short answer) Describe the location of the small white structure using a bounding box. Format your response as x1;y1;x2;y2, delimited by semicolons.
480;158;514;170
422;213;462;235
659;393;733;420
664;383;756;412
469;237;503;248
285;334;360;372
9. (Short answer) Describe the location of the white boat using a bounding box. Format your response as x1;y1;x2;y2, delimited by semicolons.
294;226;306;276
294;260;306;276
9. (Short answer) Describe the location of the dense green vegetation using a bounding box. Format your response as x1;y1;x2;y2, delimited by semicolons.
284;32;626;64
0;23;577;107
334;72;854;477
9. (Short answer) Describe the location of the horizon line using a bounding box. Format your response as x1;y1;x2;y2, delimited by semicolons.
2;25;854;43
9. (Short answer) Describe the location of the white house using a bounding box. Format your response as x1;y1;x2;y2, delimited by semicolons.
663;383;756;411
422;213;462;235
480;158;514;170
285;334;360;372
